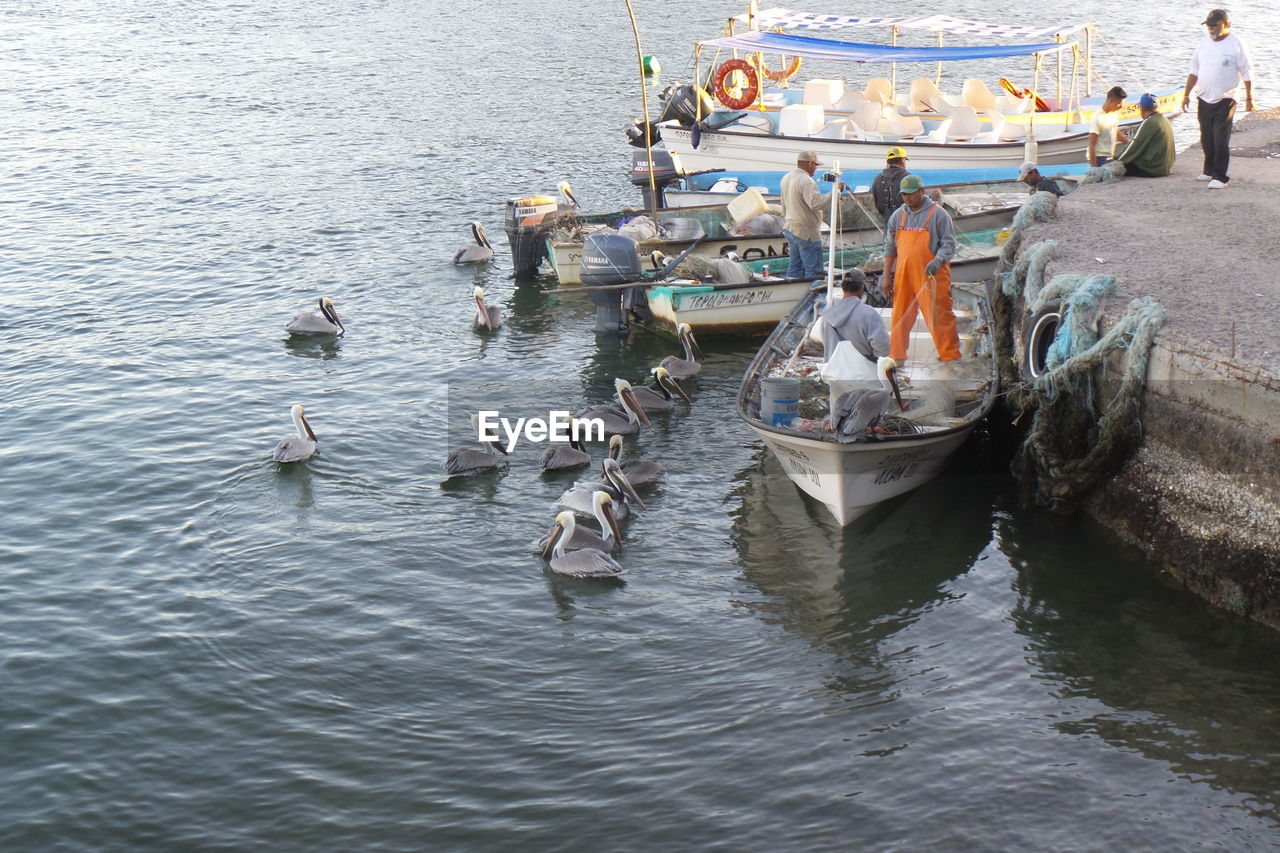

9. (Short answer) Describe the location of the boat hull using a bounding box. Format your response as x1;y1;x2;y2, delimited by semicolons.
747;423;975;524
646;279;813;336
662;124;1091;173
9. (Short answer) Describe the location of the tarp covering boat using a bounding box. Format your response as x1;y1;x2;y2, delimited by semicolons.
732;7;1089;39
697;30;1075;64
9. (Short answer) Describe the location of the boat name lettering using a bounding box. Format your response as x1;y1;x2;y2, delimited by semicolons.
873;462;920;486
773;444;813;465
735;245;787;262
476;410;604;453
771;445;820;485
683;290;773;310
878;448;929;467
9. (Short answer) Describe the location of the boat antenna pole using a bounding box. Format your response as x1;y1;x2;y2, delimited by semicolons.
826;161;841;305
624;0;658;216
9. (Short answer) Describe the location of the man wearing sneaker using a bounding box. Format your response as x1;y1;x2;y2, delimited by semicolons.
1183;8;1254;189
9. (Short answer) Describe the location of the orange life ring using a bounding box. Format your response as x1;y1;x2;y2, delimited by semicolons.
999;77;1051;112
712;58;761;111
757;51;802;83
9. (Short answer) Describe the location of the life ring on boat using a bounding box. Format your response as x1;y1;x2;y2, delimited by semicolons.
1022;299;1063;381
757;32;802;83
999;78;1052;112
712;58;761;111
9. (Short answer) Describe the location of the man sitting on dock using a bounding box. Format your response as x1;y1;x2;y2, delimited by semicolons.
780;150;829;280
1087;86;1130;167
1018;162;1065;196
871;147;910;216
820;269;890;362
883;175;960;365
1117;93;1176;177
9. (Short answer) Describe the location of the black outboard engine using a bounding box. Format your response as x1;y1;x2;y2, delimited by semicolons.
628;149;684;211
504;194;566;278
657;84;715;126
580;233;643;336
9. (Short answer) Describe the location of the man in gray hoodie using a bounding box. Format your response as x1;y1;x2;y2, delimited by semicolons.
820;270;890;361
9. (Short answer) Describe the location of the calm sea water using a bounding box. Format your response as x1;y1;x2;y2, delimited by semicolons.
4;1;1280;849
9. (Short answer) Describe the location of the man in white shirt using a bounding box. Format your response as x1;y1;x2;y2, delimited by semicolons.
1183;8;1254;188
780;150;828;279
1087;86;1129;167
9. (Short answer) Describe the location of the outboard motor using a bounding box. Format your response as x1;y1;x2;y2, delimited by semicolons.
504;194;563;278
657;84;715;126
628;149;684;211
580;233;643;336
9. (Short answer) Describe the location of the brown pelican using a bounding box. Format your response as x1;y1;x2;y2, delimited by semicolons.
658;323;704;379
273;404;318;463
628;367;691;412
831;357;900;442
473;286;503;330
542;511;626;579
607;434;664;488
539;435;591;472
558;180;580;209
575;379;651;436
453;222;494;265
285;297;345;336
535;491;621;554
442;414;509;477
556;458;646;521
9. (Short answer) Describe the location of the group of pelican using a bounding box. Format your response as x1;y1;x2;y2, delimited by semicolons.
272;297;349;465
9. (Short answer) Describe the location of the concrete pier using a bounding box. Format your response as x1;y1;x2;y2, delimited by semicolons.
1016;108;1280;629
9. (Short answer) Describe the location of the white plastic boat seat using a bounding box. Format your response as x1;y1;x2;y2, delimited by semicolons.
885;110;925;139
939;105;980;141
814;118;852;139
778;103;825;136
733;112;778;135
962;79;998;111
862;77;894;105
910;78;956;114
996;93;1034;114
849;101;884;135
803;79;845;108
832;89;864;112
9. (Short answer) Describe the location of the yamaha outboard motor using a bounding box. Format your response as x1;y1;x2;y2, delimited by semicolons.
580;233;643;335
628;149;684;211
658;84;715;126
504;194;565;278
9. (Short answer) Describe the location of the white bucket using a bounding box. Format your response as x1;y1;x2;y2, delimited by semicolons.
760;376;800;427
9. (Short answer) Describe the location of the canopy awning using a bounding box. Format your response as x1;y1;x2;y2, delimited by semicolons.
697;30;1076;63
732;8;1089;40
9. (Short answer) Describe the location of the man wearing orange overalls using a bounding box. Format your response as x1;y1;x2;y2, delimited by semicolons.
882;174;960;364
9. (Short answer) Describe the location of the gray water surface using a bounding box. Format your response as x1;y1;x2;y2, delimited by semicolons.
4;1;1280;849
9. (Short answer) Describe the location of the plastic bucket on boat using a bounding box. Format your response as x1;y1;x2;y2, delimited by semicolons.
760;377;800;427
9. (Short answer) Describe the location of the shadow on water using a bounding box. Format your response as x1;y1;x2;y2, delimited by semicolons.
728;437;998;657
281;334;341;360
1001;507;1280;824
503;277;561;336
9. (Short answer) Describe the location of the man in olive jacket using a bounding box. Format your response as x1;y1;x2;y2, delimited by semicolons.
1118;93;1176;177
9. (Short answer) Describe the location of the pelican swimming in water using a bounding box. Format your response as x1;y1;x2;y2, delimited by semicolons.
285;297;345;337
542;511;626;579
272;404;318;463
607;434;664;488
831;357;900;442
575;379;651;436
556;458;646;521
628;367;691;412
453;222;494;265
539;434;591;472
658;323;705;380
535;491;621;555
442;414;509;477
473;286;503;330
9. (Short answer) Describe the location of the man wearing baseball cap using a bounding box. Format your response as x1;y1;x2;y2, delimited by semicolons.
1183;9;1254;188
1117;93;1176;177
780;150;828;279
870;146;911;216
1018;162;1065;196
882;175;960;364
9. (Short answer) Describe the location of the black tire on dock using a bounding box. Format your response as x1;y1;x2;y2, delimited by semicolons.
1022;300;1062;382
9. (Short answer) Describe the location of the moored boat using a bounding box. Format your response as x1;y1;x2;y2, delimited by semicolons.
736;281;998;525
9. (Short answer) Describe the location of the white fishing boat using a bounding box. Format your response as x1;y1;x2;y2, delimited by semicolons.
643;238;1002;336
647;8;1178;173
546;177;1034;285
736;281;998;525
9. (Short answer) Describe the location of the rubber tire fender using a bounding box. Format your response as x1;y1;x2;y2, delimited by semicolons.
1022;299;1062;382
